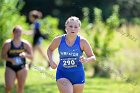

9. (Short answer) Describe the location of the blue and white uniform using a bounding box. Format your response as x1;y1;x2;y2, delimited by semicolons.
56;34;85;85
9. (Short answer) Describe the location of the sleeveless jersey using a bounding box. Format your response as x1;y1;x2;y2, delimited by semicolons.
6;41;26;66
58;34;84;71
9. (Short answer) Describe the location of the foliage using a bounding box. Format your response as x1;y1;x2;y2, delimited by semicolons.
81;5;121;77
0;0;63;63
39;15;63;41
131;17;140;25
21;0;140;29
116;0;140;19
0;0;29;60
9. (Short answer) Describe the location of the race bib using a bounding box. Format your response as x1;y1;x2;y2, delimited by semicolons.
12;57;23;65
61;58;78;68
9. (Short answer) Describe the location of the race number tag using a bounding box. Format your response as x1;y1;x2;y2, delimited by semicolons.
61;58;78;68
12;57;23;65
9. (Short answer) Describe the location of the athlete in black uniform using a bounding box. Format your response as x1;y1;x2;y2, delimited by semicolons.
28;10;49;67
1;25;33;93
6;40;26;72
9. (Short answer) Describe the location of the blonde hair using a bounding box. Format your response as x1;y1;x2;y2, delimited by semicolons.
65;16;81;27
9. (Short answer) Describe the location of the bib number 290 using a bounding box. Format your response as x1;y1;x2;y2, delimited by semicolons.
63;60;75;66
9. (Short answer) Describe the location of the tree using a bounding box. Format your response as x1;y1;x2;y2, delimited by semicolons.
81;5;121;77
0;0;28;63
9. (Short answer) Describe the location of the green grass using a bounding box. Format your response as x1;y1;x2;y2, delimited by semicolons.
0;66;139;93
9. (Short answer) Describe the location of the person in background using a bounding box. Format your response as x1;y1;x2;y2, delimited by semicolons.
1;25;33;93
47;16;96;93
26;10;49;67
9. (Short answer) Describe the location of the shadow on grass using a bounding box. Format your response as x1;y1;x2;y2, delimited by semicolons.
0;84;4;92
0;82;57;93
25;82;57;93
0;84;17;93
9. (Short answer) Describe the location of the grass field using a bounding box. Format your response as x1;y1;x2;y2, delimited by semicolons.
0;66;139;93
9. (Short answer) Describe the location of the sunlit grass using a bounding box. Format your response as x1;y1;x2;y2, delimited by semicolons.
0;66;139;93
